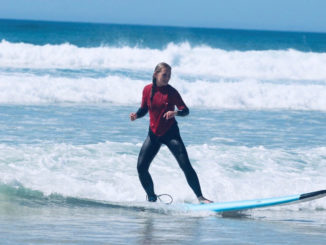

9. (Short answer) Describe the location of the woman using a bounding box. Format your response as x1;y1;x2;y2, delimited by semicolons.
130;62;212;204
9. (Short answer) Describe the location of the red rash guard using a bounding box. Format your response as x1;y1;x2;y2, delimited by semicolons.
136;84;189;136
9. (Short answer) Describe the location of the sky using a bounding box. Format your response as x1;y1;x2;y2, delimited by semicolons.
0;0;326;33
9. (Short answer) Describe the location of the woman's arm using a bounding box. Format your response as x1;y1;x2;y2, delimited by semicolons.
136;107;148;118
174;88;189;117
163;87;190;120
163;107;189;120
130;105;149;121
176;107;189;116
130;86;149;121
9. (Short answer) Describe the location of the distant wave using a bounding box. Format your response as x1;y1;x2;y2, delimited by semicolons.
1;40;326;80
1;73;326;110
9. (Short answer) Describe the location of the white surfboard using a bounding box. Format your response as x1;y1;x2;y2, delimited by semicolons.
180;190;326;212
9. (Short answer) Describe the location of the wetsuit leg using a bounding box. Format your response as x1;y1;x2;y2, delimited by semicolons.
163;129;203;198
137;134;161;199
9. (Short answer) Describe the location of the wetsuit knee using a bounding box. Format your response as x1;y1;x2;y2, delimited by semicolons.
137;161;148;174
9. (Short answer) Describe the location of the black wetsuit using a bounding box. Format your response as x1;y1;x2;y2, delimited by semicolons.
136;83;203;201
137;122;203;201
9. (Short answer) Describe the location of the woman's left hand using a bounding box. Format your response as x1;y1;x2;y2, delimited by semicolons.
163;111;177;120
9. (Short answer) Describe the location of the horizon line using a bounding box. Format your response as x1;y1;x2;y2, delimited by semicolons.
1;17;326;35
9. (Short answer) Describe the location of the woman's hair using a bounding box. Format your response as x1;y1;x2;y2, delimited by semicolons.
150;62;172;105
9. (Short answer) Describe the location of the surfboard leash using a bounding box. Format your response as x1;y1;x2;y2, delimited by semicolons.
157;194;173;205
146;194;173;205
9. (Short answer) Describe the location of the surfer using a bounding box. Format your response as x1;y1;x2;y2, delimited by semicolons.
130;62;212;204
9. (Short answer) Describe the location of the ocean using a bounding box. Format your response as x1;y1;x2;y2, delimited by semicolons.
0;19;326;244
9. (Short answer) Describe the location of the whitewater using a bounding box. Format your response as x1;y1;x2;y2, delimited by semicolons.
1;19;326;244
1;41;326;110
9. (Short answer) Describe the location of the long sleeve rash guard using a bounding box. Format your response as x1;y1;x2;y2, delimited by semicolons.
136;84;189;136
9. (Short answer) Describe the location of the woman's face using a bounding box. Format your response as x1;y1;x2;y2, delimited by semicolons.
155;67;171;87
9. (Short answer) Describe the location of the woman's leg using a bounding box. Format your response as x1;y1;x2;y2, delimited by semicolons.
165;135;203;198
137;134;161;200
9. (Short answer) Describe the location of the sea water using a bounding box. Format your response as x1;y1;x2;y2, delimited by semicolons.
0;19;326;244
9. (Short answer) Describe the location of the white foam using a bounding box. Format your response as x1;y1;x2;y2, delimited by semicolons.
1;40;326;80
0;142;325;210
0;74;146;105
1;73;326;110
175;78;326;110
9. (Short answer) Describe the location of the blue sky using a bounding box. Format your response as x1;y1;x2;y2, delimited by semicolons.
1;0;326;32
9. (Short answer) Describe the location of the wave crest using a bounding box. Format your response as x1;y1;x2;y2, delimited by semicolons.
1;40;326;80
1;74;326;110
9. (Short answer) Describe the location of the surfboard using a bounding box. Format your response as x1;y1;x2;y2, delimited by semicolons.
63;190;325;214
180;190;326;212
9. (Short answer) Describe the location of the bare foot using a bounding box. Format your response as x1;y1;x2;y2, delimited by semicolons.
198;196;213;204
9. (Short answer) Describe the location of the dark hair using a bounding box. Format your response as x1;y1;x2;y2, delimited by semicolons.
150;62;172;105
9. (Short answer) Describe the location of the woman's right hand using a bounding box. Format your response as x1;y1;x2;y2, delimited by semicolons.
130;112;137;121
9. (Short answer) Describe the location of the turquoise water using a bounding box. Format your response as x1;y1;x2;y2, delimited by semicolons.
1;19;326;244
2;19;326;51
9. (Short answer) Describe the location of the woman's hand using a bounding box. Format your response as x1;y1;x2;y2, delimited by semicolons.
163;111;177;120
130;112;137;121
